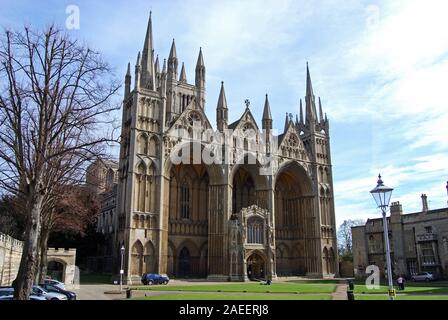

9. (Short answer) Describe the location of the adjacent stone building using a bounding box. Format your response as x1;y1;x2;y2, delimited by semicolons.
113;13;338;283
353;193;448;279
85;159;119;195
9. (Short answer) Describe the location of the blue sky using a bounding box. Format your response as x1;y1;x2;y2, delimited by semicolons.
2;0;448;226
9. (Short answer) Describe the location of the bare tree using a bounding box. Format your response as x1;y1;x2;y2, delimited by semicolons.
337;219;365;260
0;25;120;299
36;183;100;283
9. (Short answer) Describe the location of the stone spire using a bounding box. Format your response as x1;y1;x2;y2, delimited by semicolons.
155;55;160;74
319;97;324;123
284;112;290;132
216;81;228;131
162;58;167;74
124;62;131;99
134;51;141;91
168;39;178;81
179;62;187;83
262;94;272;130
195;47;205;88
141;12;155;90
299;99;304;125
160;59;167;98
305;62;317;130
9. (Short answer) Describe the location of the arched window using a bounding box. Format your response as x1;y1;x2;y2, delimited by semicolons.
247;217;264;244
139;134;148;154
180;182;190;219
136;163;146;212
148;136;157;157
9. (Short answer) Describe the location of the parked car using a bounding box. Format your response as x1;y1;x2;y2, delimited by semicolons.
411;272;435;282
38;283;76;300
141;273;170;285
44;279;65;290
0;287;46;300
32;285;67;300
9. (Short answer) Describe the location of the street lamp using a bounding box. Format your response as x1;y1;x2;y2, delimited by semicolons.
370;174;394;300
120;244;125;293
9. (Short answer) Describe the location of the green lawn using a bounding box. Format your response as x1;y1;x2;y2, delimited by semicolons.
133;293;332;300
130;282;336;294
354;284;448;295
356;294;448;300
80;273;112;284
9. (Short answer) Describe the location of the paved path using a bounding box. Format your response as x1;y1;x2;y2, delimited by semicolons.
73;284;126;300
332;283;348;300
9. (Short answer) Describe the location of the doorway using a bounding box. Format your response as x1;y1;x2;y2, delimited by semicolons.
247;253;266;280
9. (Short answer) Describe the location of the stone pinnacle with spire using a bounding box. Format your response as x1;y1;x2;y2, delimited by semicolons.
179;62;187;83
195;47;205;88
305;62;318;130
262;94;273;130
141;12;155;89
124;62;131;99
217;81;228;131
168;39;178;81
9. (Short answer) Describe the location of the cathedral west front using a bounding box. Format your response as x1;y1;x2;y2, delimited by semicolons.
113;13;338;283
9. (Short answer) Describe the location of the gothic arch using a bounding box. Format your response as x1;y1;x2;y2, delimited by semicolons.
322;247;329;274
131;240;144;276
274;160;314;276
144;240;156;273
231;153;269;213
274;160;312;195
148;135;159;157
163;141;224;185
276;243;291;276
138;133;149;155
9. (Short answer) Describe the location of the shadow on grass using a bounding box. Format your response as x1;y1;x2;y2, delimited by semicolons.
80;273;112;284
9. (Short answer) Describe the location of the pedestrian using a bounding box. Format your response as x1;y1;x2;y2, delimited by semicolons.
397;276;404;290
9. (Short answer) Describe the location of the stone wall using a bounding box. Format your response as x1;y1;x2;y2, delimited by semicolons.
0;232;77;287
0;233;24;286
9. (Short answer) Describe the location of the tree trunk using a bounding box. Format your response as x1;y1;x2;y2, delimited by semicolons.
13;191;43;300
36;226;50;284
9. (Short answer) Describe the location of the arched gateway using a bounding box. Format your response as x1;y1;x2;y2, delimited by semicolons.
114;15;338;283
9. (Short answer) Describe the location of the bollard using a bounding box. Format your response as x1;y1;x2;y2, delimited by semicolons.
126;289;132;299
348;280;355;291
347;290;355;300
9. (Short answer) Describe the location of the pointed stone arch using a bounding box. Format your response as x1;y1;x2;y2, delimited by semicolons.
148;135;159;157
131;240;144;276
138;133;149;155
144;240;156;273
274;160;314;276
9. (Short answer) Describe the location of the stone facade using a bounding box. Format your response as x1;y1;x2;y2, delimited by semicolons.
113;14;338;283
95;183;118;273
353;195;448;279
86;159;119;195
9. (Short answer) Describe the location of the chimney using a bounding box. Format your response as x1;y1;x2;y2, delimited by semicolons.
421;194;428;213
390;201;402;223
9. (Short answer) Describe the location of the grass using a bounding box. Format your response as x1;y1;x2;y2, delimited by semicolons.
130;282;337;294
354;284;448;295
355;294;448;300
79;273;112;284
132;293;332;300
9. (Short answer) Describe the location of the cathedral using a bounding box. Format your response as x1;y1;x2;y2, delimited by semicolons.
114;13;338;283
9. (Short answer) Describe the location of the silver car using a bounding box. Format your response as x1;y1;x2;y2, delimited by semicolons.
0;287;46;300
32;285;67;300
411;272;434;282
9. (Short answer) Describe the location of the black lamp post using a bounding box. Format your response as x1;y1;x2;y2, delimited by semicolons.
370;174;394;300
120;244;125;292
